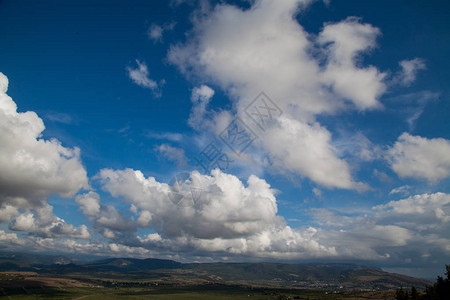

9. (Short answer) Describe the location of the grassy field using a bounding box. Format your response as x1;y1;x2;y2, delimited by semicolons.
0;286;397;300
0;271;400;299
0;282;397;299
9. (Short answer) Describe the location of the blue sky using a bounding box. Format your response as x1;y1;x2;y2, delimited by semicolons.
0;0;449;279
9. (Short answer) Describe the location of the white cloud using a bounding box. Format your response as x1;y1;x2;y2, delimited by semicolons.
168;2;386;115
148;22;176;42
318;16;386;110
169;0;330;115
138;233;162;243
148;24;164;42
188;85;215;130
395;58;426;86
103;228;116;239
154;144;188;168
318;223;412;255
0;72;89;219
387;133;450;182
126;60;165;96
0;236;154;259
0;73;9;93
0;230;24;245
94;205;136;232
137;210;153;227
374;192;450;222
389;185;411;196
99;168;278;238
75;191;136;236
97;167;338;259
0;204;19;222
75;191;139;240
310;192;450;262
0;146;448;266
0;72;90;241
9;204;90;239
87;174;441;263
167;1;392;189
261;117;367;190
75;191;101;216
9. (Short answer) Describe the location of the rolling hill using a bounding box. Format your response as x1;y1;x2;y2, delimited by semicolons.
0;252;431;290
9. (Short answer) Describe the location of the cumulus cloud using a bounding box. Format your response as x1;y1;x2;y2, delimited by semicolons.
8;187;448;264
387;133;450;182
0;73;88;230
99;168;277;238
95;205;136;233
318;16;386;110
9;204;90;239
0;73;9;93
168;1;387;115
167;0;393;189
0;72;91;241
75;191;101;216
315;221;412;260
96;167;450;263
311;192;450;263
75;192;136;237
126;60;165;96
97;167;338;259
0;204;19;223
0;235;154;259
0;230;24;245
169;0;329;115
374;192;450;224
261;117;366;189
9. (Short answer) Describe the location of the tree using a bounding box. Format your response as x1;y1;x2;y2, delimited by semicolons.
396;287;409;300
410;286;419;300
422;264;450;300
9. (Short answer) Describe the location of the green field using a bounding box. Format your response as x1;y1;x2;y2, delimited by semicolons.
0;281;396;300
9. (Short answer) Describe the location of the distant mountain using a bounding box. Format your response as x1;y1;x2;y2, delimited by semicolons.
183;262;431;289
0;253;181;273
0;252;431;290
0;252;77;270
184;262;361;281
82;257;182;272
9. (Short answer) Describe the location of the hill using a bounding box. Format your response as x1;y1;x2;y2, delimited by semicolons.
182;262;431;290
0;252;77;269
0;252;431;290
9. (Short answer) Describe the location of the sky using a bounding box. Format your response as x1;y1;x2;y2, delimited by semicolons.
0;0;449;279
